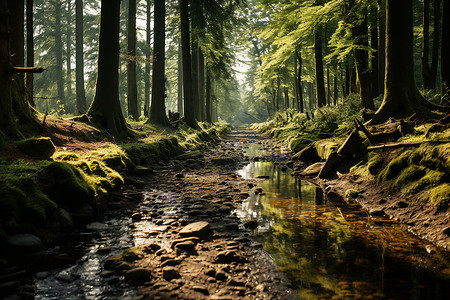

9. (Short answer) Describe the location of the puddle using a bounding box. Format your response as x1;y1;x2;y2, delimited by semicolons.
237;160;450;299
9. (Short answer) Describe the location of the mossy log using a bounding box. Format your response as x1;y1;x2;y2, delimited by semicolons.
367;140;449;151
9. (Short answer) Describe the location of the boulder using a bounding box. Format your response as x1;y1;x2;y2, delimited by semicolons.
16;137;55;159
299;162;325;176
163;267;181;281
179;221;212;239
7;234;43;253
125;268;151;285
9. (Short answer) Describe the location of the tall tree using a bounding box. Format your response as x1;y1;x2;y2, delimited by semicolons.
0;0;20;139
127;0;139;120
373;0;437;122
442;0;449;105
66;0;73;110
314;25;326;108
55;2;65;112
177;38;183;116
377;0;385;95
26;0;34;107
144;2;151;117
87;0;128;137
180;0;198;128
148;0;170;125
421;0;440;90
75;0;86;113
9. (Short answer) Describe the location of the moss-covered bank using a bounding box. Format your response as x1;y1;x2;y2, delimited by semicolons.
0;122;230;242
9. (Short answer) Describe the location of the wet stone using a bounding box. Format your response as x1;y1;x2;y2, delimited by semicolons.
131;212;142;222
193;285;210;295
163;267;181;281
174;241;196;252
125;268;151;285
244;220;258;229
179;221;212;239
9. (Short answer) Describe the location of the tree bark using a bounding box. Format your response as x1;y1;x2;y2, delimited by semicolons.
87;0;128;137
0;0;21;139
26;0;34;107
442;0;450;105
352;16;375;110
314;25;326;108
148;0;170;126
370;8;379;98
180;0;198;128
421;0;440;90
75;0;86;114
177;38;183;116
66;0;73;112
127;0;139;120
198;49;206;121
205;65;212;123
373;0;433;122
55;2;65;112
296;51;304;113
144;2;151;117
377;0;386;95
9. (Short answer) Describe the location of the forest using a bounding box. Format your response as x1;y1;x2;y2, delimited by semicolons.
0;0;449;299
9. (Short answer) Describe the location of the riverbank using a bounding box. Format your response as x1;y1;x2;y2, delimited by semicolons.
254;110;450;252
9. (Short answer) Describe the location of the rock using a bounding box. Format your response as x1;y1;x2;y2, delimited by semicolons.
396;201;409;208
174;241;196;252
256;175;269;179
16;137;55;159
35;272;49;279
254;188;263;194
175;173;184;178
161;259;182;267
193;285;210;295
229;279;245;287
163;267;181;281
99;271;114;277
292;143;320;162
337;130;363;157
86;222;108;231
218;205;232;214
125;268;151;285
179;221;212;239
240;192;250;199
55;208;74;232
215;271;227;281
145;243;161;253
443;227;450;236
133;165;154;175
170;237;201;249
7;234;43;253
299;162;325;176
56;272;73;282
205;268;216;277
244;220;258;230
131;212;142;222
214;251;244;263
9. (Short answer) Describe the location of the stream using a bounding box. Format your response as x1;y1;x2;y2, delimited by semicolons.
237;143;450;299
6;135;450;299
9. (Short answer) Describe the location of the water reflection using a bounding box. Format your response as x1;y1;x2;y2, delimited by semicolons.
237;161;450;299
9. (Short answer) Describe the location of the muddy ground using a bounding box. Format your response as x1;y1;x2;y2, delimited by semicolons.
109;129;297;300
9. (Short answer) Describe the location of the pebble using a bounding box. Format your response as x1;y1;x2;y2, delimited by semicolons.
163;267;181;281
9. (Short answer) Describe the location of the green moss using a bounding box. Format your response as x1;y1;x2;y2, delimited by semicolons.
367;153;383;175
289;137;315;153
378;151;411;183
394;165;426;188
42;161;95;209
16;137;56;159
344;189;359;203
122;247;144;262
427;184;450;210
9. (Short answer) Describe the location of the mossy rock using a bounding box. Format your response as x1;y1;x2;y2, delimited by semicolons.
289;137;315;153
394;165;426;188
292;143;320;162
16;137;56;159
314;139;341;160
378;151;411;183
427;184;450;210
41;161;95;210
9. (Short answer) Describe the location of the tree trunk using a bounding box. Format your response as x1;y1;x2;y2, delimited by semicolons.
177;38;183;116
26;0;34;107
333;66;338;105
87;0;128;137
0;0;21;139
352;16;374;110
148;0;170;126
296;51;304;113
55;2;65;112
378;0;386;95
373;0;433;122
66;0;73;113
421;0;432;89
430;0;440;90
198;49;206;121
326;66;331;105
345;61;350;97
191;43;200;120
75;0;86;114
370;9;379;98
442;0;449;105
127;0;139;120
144;2;151;117
180;0;198;128
205;65;212;123
314;25;326;108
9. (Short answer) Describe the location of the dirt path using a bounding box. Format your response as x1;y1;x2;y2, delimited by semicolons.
115;130;297;299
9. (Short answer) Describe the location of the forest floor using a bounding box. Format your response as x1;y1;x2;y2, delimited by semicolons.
105;129;297;299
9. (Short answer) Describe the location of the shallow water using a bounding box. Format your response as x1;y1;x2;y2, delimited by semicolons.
237;158;450;299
